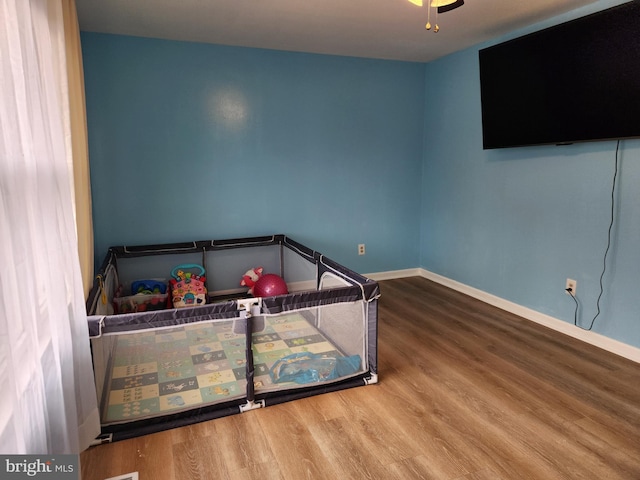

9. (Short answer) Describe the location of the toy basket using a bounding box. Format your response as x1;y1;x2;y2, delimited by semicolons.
113;293;168;314
112;279;169;314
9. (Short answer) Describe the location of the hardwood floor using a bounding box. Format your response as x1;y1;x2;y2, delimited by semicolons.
80;277;640;480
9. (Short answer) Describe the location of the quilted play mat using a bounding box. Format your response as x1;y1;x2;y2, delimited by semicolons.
101;312;355;424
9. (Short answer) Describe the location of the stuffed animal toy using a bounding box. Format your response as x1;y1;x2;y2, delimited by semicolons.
240;267;263;295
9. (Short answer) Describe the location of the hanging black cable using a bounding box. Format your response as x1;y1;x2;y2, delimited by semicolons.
570;140;620;331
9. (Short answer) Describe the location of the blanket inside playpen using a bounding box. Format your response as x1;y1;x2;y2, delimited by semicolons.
101;311;360;424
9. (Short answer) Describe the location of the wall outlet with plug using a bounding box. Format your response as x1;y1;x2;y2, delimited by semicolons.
565;278;577;295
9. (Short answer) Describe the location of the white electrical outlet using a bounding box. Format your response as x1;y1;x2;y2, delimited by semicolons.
565;278;577;295
358;244;365;255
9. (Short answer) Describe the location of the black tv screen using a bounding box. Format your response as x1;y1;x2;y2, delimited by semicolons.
479;1;640;149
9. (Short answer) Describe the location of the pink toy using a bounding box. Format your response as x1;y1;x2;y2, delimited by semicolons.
253;273;288;297
240;267;263;295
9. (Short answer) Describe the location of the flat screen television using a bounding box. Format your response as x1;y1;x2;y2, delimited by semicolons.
479;1;640;149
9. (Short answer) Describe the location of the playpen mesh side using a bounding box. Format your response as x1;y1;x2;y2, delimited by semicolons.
91;317;249;425
252;300;368;395
90;299;370;426
89;303;243;424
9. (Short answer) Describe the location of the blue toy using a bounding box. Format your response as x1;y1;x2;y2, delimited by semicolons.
131;280;167;295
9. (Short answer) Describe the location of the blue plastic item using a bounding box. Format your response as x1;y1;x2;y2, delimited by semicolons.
269;352;361;384
131;280;167;295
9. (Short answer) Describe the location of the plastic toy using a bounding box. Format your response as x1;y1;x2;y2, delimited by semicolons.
240;267;263;295
170;264;207;308
131;279;167;295
253;273;288;297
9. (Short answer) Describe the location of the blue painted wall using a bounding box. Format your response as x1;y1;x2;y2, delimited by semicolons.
420;0;640;348
81;34;425;273
82;0;640;349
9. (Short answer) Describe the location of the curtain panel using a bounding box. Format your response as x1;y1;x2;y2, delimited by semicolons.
62;0;94;299
0;0;100;453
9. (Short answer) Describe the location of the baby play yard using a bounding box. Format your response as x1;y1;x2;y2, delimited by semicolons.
87;235;379;441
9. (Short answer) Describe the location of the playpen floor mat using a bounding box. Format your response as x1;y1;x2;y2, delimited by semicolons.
101;312;353;424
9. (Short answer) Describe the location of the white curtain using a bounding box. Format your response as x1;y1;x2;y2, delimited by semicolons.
0;0;100;454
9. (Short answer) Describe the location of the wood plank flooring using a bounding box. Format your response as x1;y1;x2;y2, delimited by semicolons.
80;277;640;480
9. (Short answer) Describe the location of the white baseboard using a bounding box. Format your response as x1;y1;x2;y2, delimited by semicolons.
365;268;423;281
416;268;640;364
366;268;640;364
